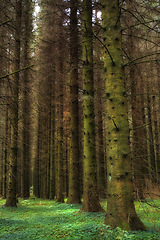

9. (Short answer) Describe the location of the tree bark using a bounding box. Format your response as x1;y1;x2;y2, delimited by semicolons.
56;8;64;203
5;0;22;207
82;0;103;212
21;0;32;199
67;0;81;204
102;0;145;230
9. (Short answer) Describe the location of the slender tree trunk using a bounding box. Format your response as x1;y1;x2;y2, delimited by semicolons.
125;0;147;200
33;109;41;198
155;60;160;182
0;14;6;197
95;81;106;198
21;0;32;199
5;0;22;207
101;0;145;230
56;78;64;202
3;108;8;198
67;0;81;204
0;142;4;196
146;83;156;181
56;10;64;203
49;80;56;199
94;10;106;199
150;69;159;183
82;0;103;212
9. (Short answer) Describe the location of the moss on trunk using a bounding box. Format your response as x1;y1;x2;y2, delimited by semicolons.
101;0;145;231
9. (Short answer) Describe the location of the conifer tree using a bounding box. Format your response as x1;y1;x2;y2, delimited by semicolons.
101;0;145;230
56;0;65;203
67;0;81;204
5;0;22;207
82;0;102;212
21;0;32;199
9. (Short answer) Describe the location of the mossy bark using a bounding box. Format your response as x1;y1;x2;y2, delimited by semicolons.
102;0;145;230
82;0;103;212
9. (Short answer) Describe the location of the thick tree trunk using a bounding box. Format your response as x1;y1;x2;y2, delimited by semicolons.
102;0;145;230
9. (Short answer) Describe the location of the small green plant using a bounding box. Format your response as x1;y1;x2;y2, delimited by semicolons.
0;198;159;239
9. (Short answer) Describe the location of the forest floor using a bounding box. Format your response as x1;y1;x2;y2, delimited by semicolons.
0;198;160;239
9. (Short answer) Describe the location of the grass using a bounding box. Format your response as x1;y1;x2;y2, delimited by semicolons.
0;198;160;239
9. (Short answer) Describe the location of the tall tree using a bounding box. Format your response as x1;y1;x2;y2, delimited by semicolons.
5;0;22;207
56;3;65;203
21;0;32;199
94;9;106;198
67;0;81;204
33;108;41;198
101;0;145;230
0;4;8;198
125;0;147;200
82;0;102;212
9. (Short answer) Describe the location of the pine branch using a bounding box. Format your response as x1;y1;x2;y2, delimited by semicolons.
0;65;34;80
0;19;12;26
131;59;160;65
122;8;159;33
124;52;160;67
122;33;160;48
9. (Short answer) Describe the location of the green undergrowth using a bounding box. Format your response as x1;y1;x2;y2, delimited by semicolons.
0;198;160;239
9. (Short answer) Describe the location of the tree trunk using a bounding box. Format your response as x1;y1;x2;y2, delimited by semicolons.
82;0;103;212
56;9;64;203
67;0;81;204
94;10;106;199
125;0;147;199
5;0;22;207
49;78;56;199
21;0;32;199
33;109;41;198
102;0;145;230
3;108;8;198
